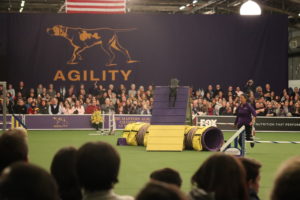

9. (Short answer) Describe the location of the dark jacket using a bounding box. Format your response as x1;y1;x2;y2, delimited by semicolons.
249;189;260;200
13;105;27;114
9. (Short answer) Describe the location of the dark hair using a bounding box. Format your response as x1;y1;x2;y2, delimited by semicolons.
150;168;182;187
0;162;59;200
50;147;82;200
240;94;249;101
191;153;248;200
0;130;28;172
76;141;120;191
136;181;187;200
240;158;261;183
271;156;300;200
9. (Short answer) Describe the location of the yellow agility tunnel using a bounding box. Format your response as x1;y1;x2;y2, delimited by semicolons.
121;122;224;152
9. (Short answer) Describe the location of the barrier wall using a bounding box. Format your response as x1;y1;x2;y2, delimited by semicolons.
0;114;299;131
0;114;151;130
194;116;300;132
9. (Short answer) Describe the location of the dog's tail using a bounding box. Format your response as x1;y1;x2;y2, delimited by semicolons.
113;28;137;32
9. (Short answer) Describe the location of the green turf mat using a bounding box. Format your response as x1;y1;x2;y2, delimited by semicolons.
27;130;300;200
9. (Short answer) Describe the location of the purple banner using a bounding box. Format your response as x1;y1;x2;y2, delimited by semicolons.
114;115;151;129
0;14;288;94
0;115;12;129
10;114;151;130
25;115;93;130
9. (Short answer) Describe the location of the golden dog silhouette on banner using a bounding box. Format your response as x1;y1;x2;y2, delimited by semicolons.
47;25;138;66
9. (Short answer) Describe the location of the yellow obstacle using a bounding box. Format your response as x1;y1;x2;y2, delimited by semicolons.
122;122;150;146
146;125;186;151
121;123;224;152
11;116;20;129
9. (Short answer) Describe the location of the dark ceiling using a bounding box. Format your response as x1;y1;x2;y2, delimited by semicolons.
0;0;300;25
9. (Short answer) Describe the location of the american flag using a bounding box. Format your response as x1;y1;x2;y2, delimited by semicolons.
66;0;126;14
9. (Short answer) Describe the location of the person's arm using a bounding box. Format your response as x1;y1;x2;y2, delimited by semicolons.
248;103;257;125
48;105;52;115
234;106;239;126
57;105;62;115
79;106;85;114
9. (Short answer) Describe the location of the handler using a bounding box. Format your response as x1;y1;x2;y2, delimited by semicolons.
234;94;257;148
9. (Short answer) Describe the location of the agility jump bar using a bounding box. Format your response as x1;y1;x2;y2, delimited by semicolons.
246;141;300;144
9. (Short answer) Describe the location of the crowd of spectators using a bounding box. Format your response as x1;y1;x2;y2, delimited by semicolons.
0;80;300;117
0;128;300;200
0;81;154;115
191;80;300;117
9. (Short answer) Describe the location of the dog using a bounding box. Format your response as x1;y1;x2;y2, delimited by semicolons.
47;25;138;66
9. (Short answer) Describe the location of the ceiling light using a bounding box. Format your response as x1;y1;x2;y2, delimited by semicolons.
193;0;198;4
21;0;25;7
240;0;261;15
179;6;186;10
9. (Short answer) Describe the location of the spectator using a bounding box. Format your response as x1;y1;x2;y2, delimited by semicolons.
255;102;266;116
47;84;56;98
38;99;49;114
41;87;47;98
219;101;227;115
49;98;62;114
85;99;99;114
7;84;15;99
240;158;262;200
51;147;82;200
56;92;63;103
223;105;233;115
128;83;137;97
214;84;222;97
147;85;154;96
189;153;248;200
25;97;33;109
101;98;115;114
90;82;99;96
293;87;299;97
205;85;214;98
245;79;255;93
61;100;75;114
16;81;26;98
291;102;300;116
192;100;200;115
37;84;43;96
136;181;187;200
27;101;38;114
0;162;59;200
73;100;85;114
265;102;276;117
129;100;140;114
264;83;272;101
140;103;151;115
255;86;264;99
150;168;182;188
207;103;214;115
271;156;300;200
0;129;28;173
111;92;118;105
280;101;291;116
4;81;298;118
204;92;212;102
236;86;244;97
76;141;134;200
117;106;125;114
13;99;27;114
28;88;36;98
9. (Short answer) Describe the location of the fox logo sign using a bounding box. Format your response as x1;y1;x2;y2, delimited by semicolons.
199;119;217;127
